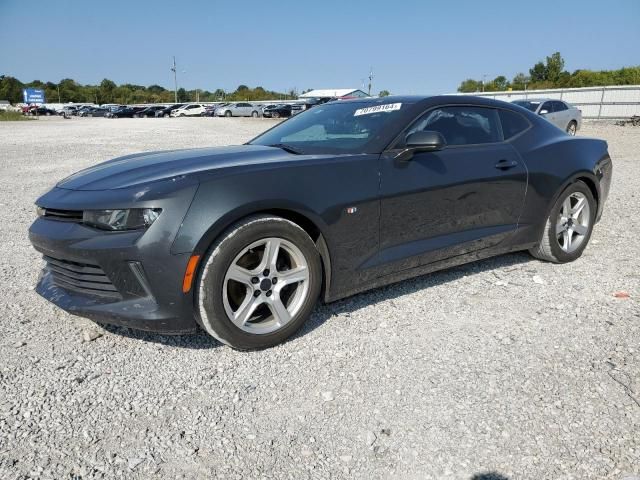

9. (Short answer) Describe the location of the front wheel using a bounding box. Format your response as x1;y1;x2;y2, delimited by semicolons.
566;121;577;135
251;111;258;118
196;215;322;350
225;110;232;117
529;180;596;263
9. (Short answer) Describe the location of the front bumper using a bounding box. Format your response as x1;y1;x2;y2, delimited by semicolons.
30;219;197;333
28;183;200;334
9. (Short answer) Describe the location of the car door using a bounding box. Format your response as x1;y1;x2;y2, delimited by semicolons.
552;101;570;129
375;105;527;275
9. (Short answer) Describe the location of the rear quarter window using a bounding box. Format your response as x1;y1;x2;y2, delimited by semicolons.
498;109;530;140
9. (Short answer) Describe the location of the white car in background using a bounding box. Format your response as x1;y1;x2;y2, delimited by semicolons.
512;98;582;135
170;104;206;117
215;102;261;117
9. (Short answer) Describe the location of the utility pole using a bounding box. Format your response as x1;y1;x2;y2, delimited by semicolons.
57;84;61;103
368;68;373;96
171;56;178;103
482;74;488;93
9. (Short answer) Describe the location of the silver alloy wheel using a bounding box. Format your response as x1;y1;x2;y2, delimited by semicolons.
556;192;590;253
567;122;577;135
222;237;310;334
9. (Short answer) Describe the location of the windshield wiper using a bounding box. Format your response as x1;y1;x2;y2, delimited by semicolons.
267;143;304;155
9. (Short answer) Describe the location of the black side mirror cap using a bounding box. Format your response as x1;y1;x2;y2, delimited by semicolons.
395;130;446;161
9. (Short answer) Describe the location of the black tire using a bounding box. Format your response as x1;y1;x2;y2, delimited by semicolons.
195;214;322;350
272;112;280;119
529;180;596;263
251;111;258;118
566;121;577;135
224;110;232;117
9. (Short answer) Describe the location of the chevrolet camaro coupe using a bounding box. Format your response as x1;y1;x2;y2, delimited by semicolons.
29;96;612;350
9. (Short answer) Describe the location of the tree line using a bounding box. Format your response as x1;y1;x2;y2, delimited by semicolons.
458;52;640;93
0;76;297;104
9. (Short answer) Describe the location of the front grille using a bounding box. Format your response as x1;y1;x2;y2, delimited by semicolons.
40;208;83;222
43;255;120;297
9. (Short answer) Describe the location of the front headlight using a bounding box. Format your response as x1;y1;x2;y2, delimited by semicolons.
82;208;162;231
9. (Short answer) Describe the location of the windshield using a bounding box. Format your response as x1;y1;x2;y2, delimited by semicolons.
513;101;540;112
249;101;406;154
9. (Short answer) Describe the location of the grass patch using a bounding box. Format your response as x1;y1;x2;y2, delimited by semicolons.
0;110;34;121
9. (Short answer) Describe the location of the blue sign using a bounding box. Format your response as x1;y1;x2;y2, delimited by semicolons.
23;88;46;104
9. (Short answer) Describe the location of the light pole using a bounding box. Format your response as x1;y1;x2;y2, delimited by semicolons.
368;68;373;96
171;56;178;103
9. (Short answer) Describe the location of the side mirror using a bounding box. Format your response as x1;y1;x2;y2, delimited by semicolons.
395;131;446;161
539;109;549;115
405;130;446;151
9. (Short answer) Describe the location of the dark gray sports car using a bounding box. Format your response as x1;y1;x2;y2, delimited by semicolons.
29;95;612;350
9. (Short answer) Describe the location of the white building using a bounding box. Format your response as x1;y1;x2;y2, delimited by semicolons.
299;89;369;99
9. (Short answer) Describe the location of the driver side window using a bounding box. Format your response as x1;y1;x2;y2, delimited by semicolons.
404;106;501;146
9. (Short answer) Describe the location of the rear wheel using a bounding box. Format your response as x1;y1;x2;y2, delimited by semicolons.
529;181;595;263
196;215;322;350
251;111;259;118
566;121;577;135
225;110;232;117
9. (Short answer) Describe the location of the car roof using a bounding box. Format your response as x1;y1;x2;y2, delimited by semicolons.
515;98;565;103
331;94;529;111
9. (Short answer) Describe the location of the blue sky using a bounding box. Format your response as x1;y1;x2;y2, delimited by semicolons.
1;0;638;94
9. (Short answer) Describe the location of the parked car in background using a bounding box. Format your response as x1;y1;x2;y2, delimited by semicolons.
170;104;206;117
202;105;218;117
512;99;582;135
262;104;293;118
26;106;57;116
155;104;184;118
59;105;81;116
215;102;261;117
134;106;165;118
101;104;125;112
78;107;109;117
106;106;140;118
76;106;95;116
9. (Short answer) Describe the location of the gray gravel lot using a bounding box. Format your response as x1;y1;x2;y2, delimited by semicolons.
0;116;638;479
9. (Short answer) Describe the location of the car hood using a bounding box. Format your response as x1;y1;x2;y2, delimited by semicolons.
56;145;299;191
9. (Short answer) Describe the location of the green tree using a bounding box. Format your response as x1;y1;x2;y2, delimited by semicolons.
378;90;390;97
0;75;25;103
457;78;482;93
544;52;565;83
529;61;546;82
492;75;509;91
511;73;530;90
98;79;116;103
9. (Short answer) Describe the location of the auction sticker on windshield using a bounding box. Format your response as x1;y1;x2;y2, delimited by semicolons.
354;103;402;116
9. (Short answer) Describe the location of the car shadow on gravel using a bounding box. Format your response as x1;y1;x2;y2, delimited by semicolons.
100;324;221;349
471;473;510;480
101;251;533;349
293;251;534;341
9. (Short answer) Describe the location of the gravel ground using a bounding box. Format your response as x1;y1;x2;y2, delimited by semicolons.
0;117;638;480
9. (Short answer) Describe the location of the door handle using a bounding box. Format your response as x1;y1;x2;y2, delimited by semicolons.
495;159;518;170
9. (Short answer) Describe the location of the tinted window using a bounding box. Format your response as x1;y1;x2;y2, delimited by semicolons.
512;100;540;112
540;102;553;113
553;101;568;111
406;106;500;146
499;109;530;139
